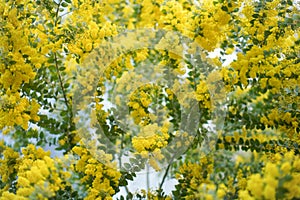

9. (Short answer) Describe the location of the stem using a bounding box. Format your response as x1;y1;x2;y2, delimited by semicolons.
60;11;73;18
158;161;171;191
146;163;150;190
53;0;74;122
54;53;75;151
158;140;193;192
54;53;70;112
118;134;130;194
54;0;62;26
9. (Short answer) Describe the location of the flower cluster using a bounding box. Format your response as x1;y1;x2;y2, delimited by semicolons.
239;151;300;199
0;0;299;199
132;123;170;171
72;145;121;199
0;144;70;199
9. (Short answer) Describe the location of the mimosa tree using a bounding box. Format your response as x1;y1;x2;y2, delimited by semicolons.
0;0;299;199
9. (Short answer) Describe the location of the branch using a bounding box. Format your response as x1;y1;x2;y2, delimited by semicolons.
54;0;62;26
158;152;177;191
54;53;70;112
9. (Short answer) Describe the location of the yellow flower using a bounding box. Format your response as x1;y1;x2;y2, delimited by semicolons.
239;190;255;200
16;187;34;197
217;184;227;198
72;146;83;156
0;192;26;200
204;194;213;200
140;97;151;107
149;157;161;171
293;159;300;170
265;163;279;177
17;176;30;187
269;77;280;89
263;185;276;200
247;174;263;198
264;175;278;188
166;88;174;100
226;48;234;54
84;42;93;52
280;162;291;175
152;148;164;160
26;167;43;184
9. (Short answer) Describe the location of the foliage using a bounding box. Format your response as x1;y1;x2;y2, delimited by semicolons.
0;0;299;199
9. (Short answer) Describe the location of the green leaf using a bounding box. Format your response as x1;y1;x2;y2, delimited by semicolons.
48;58;55;64
129;158;137;164
64;83;70;88
239;138;244;145
61;2;68;7
125;174;134;181
46;22;54;29
287;0;293;5
221;6;228;12
124;163;131;169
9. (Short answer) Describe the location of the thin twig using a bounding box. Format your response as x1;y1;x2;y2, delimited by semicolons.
54;0;62;26
54;53;70;112
158;152;177;191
